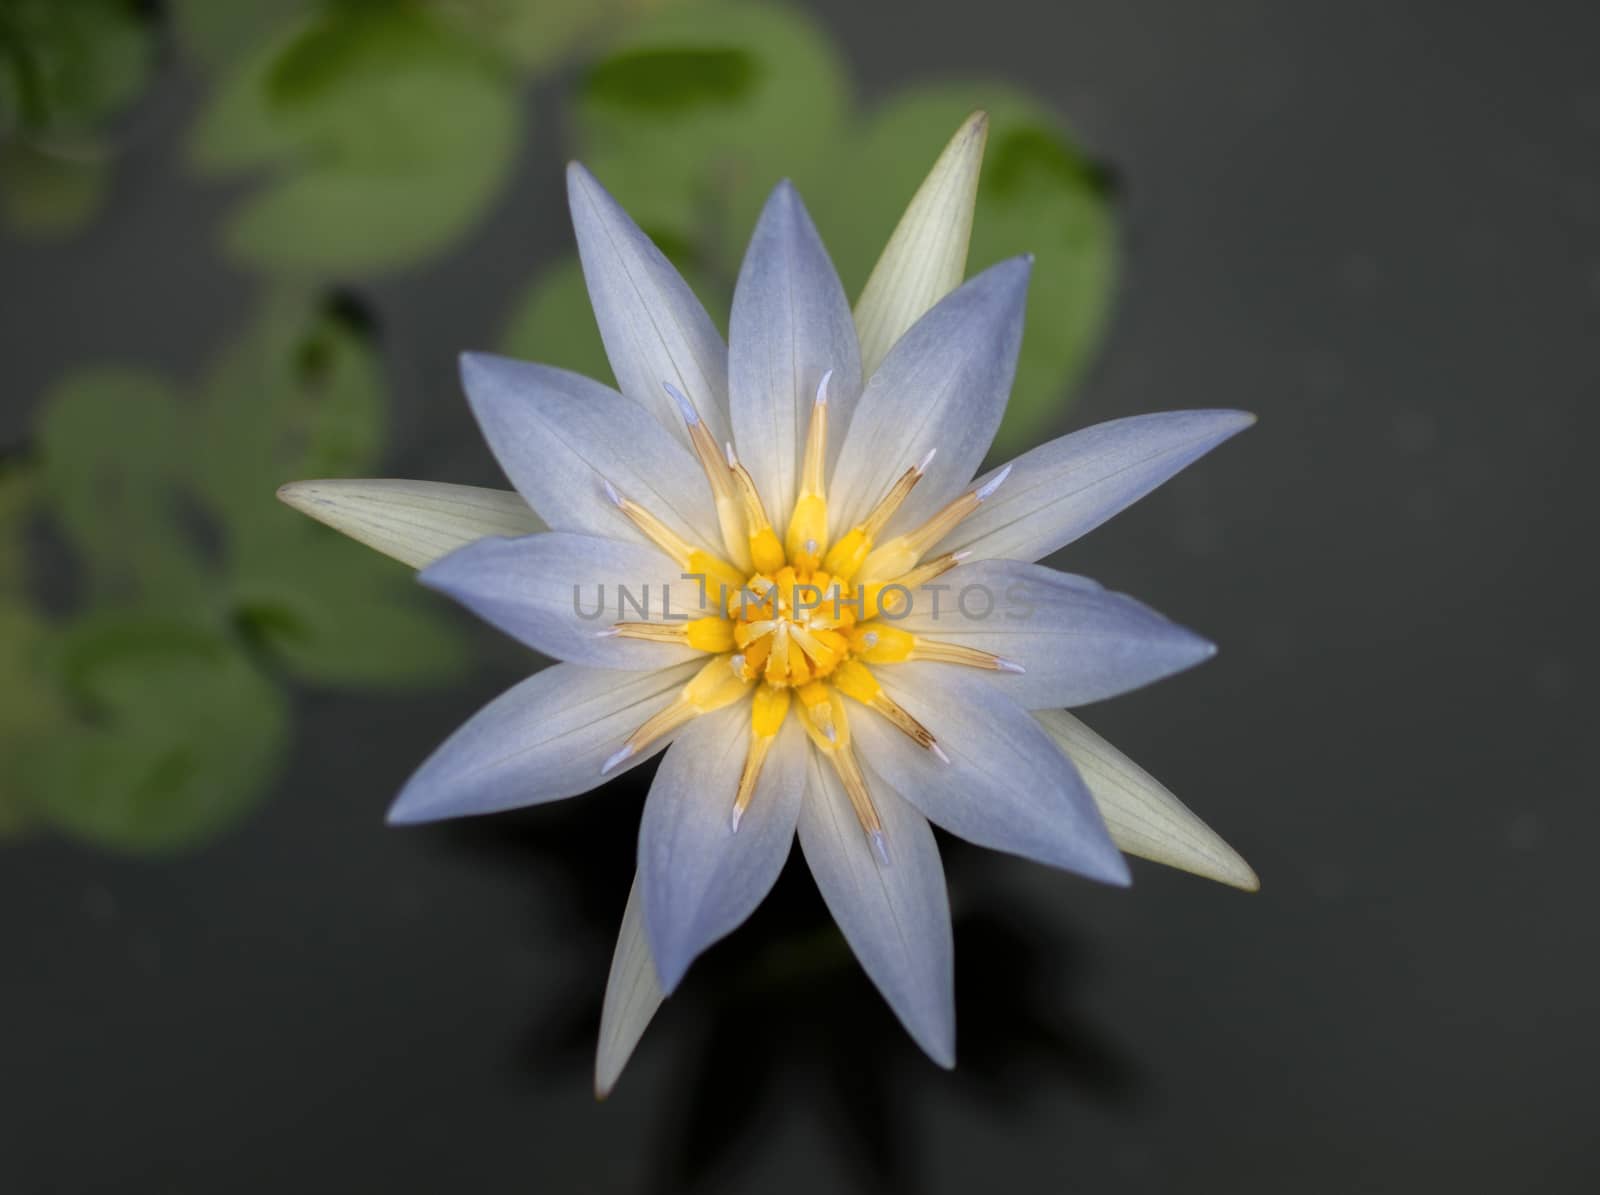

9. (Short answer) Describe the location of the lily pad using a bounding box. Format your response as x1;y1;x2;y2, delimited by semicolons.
188;2;522;275
34;367;208;609
22;616;290;854
432;0;631;72
570;0;849;268
190;293;385;536
0;0;153;140
230;524;472;689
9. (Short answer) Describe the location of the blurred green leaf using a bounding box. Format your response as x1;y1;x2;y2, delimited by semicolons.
0;0;154;237
188;294;470;688
500;254;614;384
231;525;472;688
810;88;1117;456
190;293;385;534
571;0;848;265
0;0;152;141
188;2;523;274
427;0;630;72
22;616;289;854
168;0;314;74
35;367;208;609
0;138;105;236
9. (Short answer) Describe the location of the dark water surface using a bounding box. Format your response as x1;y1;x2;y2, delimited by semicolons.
3;1;1596;1191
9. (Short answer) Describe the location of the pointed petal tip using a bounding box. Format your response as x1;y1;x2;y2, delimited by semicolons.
593;1056;624;1100
384;794;430;827
1102;853;1135;888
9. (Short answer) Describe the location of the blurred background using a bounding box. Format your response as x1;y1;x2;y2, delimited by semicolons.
1;0;1595;1191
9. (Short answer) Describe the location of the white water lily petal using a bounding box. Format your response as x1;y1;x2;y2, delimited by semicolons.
420;533;707;669
854;110;988;377
276;479;542;570
639;709;807;993
595;875;665;1099
897;559;1216;708
460;352;717;547
855;662;1128;885
567;162;731;448
830;258;1030;535
1036;709;1259;891
730;181;863;522
937;411;1256;564
389;660;702;824
797;749;954;1067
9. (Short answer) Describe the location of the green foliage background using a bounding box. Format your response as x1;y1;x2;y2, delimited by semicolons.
0;0;1116;852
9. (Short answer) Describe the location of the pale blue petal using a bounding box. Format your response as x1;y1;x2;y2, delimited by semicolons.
895;559;1216;708
595;875;664;1097
852;662;1129;885
639;709;807;993
389;660;702;824
419;532;708;669
797;749;954;1066
459;353;717;548
567;163;731;448
829;258;1030;535
729;181;862;523
936;411;1255;564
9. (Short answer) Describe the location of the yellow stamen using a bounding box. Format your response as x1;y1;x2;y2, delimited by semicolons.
857;465;1010;583
603;480;700;568
751;682;792;737
797;680;840;744
831;659;945;759
732;733;774;831
860;551;967;619
909;640;1025;673
785;373;832;571
663;382;750;569
821;446;936;581
602;616;734;652
725;443;786;574
763;623;792;686
688;550;747;605
602;654;750;774
731;685;792;830
787;623;840;669
849;623;915;663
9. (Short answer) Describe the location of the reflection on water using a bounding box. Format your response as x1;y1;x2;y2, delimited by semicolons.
441;759;1142;1192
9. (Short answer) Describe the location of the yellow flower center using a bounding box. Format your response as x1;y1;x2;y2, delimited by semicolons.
728;565;856;688
598;374;1018;851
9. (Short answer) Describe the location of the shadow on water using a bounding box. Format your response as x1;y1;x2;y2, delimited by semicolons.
440;759;1143;1194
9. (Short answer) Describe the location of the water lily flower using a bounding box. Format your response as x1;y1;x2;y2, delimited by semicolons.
280;112;1257;1096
